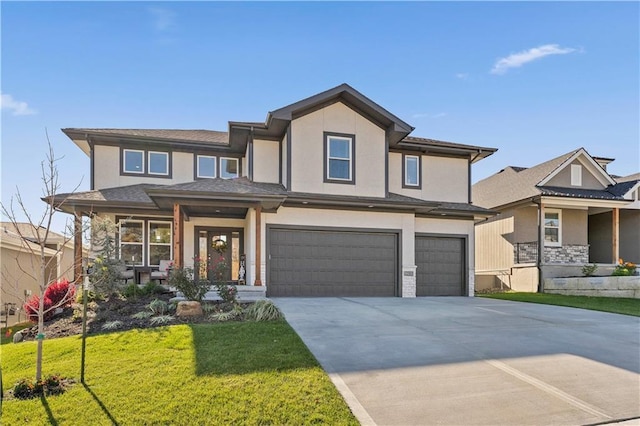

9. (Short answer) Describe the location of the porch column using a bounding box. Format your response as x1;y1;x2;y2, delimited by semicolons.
173;203;184;268
254;205;263;286
612;207;619;263
73;211;83;284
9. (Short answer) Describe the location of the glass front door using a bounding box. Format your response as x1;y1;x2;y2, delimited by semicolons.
196;229;242;283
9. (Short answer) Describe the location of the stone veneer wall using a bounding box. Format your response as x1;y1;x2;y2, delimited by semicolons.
544;245;588;264
544;276;640;298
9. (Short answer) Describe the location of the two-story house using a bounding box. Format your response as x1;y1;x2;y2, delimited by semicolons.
473;148;639;292
53;84;497;297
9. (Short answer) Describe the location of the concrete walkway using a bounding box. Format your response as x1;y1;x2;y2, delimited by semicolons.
273;297;640;426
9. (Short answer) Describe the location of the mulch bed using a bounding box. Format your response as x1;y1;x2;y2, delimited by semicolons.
14;293;242;342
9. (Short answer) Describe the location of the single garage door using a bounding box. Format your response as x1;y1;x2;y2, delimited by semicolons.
268;227;398;297
416;235;466;296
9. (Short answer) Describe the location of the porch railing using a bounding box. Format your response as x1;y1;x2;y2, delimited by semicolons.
515;242;538;264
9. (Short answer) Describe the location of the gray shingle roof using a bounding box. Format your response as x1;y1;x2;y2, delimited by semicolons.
63;129;229;145
473;149;580;209
149;177;286;196
401;135;495;152
55;184;161;205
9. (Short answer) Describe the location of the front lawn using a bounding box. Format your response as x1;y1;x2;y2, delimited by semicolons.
479;292;640;317
1;321;357;425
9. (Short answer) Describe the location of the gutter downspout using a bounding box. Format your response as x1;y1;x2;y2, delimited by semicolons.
532;197;543;292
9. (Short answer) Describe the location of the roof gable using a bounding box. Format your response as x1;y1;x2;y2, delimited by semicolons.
537;148;616;187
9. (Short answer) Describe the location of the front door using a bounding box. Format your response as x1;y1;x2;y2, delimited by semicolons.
196;228;243;284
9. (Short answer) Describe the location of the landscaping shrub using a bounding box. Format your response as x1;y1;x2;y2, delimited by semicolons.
24;295;53;322
613;259;637;276
581;264;598;277
12;374;69;400
24;279;76;322
149;299;169;315
168;258;211;302
142;281;164;295
244;300;283;321
149;315;174;326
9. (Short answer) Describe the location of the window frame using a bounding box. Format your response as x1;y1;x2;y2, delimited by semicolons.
122;149;145;175
402;153;422;189
147;220;173;267
196;155;217;179
148;151;170;176
118;219;145;266
220;157;239;179
323;132;356;184
120;147;172;178
544;209;562;247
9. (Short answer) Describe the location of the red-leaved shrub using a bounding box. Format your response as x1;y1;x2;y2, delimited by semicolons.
23;279;76;322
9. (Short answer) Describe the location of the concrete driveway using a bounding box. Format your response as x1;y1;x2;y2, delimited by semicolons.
273;297;640;426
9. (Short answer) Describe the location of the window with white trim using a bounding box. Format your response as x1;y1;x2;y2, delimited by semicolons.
148;221;172;266
326;134;354;182
404;155;420;187
119;220;144;265
220;157;239;179
571;164;582;186
544;209;562;246
148;151;169;175
123;149;144;174
197;155;217;178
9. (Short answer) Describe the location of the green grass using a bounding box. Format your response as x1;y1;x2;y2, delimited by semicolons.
1;321;357;425
480;292;640;317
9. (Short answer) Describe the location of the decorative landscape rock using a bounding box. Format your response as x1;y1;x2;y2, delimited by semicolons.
176;301;203;317
13;331;24;343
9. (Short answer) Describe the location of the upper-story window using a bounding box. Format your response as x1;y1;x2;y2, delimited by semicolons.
220;157;239;179
121;148;171;178
544;209;562;246
324;132;355;184
149;151;169;175
197;155;217;178
403;154;421;188
123;149;144;174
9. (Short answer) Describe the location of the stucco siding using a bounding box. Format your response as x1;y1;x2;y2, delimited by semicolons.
422;156;468;202
514;206;538;242
562;208;588;245
253;139;280;184
290;102;385;198
545;159;606;190
389;153;468;202
93;145;194;189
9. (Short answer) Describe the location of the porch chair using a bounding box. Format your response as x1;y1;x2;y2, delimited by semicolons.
151;260;172;285
116;264;134;284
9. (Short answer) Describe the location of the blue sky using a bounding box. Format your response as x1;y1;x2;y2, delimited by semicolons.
2;1;638;233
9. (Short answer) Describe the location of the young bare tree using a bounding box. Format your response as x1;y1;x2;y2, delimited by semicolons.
1;136;83;381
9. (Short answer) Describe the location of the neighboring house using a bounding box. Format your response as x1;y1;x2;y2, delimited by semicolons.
0;222;75;326
473;148;640;292
51;84;497;297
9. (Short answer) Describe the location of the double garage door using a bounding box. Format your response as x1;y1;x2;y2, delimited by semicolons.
267;227;466;297
267;228;398;297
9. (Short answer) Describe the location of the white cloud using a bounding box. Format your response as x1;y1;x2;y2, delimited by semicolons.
455;73;469;80
1;94;37;116
149;7;176;31
491;44;577;75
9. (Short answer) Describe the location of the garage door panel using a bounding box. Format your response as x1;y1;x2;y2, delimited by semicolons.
268;228;397;297
416;236;465;297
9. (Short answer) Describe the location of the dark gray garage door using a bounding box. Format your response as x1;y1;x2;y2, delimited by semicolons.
416;235;465;296
267;227;398;297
